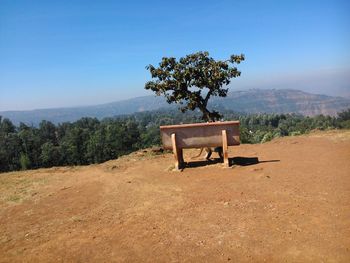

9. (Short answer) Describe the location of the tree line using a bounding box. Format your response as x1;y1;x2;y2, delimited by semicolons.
0;108;349;173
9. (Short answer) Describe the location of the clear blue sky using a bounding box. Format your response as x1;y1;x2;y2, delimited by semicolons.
0;0;349;111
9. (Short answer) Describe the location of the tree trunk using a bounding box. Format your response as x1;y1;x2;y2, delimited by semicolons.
201;107;217;122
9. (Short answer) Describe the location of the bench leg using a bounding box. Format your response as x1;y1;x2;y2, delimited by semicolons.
171;133;183;170
179;148;184;164
222;130;229;167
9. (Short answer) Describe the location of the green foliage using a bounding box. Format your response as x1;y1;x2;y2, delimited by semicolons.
337;108;350;128
18;126;41;168
0;117;16;134
39;120;57;145
40;142;60;167
0;121;22;171
19;153;31;170
261;132;274;143
140;125;161;148
338;108;350;121
145;51;244;121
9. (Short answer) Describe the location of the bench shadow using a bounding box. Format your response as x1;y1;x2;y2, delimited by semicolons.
230;157;280;166
184;157;280;169
185;158;222;168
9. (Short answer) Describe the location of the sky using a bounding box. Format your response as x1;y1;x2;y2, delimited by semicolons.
0;0;349;111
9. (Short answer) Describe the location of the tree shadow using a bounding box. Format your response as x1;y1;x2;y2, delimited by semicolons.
184;157;280;169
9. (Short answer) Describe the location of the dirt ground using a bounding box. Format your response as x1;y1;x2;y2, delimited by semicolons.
0;130;349;262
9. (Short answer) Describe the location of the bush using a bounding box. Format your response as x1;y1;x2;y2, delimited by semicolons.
19;153;31;170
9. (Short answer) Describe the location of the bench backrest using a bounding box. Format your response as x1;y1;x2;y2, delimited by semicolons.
160;121;240;150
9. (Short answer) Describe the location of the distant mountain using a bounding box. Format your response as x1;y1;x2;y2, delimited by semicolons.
0;96;171;126
1;89;349;125
214;89;350;116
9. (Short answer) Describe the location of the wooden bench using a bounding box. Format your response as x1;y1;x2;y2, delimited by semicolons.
160;121;240;169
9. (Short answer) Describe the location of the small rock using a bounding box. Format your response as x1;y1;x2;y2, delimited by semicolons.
151;147;164;154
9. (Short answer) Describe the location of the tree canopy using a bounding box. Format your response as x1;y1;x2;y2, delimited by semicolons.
145;51;245;121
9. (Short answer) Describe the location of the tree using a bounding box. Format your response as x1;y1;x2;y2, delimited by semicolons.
0;117;16;134
145;51;244;122
86;128;107;163
337;108;350;129
18;128;40;169
40;142;60;167
38;120;57;145
338;108;350;121
19;152;31;170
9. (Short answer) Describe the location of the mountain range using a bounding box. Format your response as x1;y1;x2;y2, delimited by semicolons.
1;89;349;125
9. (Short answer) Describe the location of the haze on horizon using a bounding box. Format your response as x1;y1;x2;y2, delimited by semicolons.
0;0;349;111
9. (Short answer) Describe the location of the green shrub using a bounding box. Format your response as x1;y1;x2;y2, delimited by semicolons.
19;153;31;170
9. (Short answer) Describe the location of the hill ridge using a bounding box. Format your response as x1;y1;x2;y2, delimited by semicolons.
1;89;349;125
